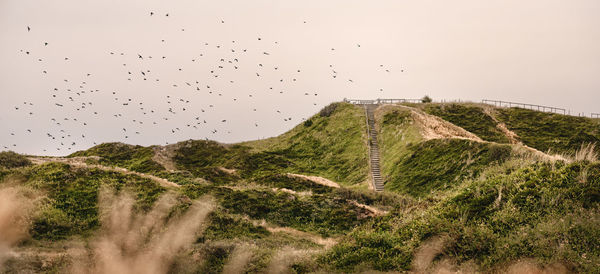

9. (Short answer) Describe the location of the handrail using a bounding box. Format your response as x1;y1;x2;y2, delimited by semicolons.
363;105;374;190
344;98;422;105
481;99;566;115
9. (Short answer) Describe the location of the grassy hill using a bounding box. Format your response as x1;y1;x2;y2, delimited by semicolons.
1;101;599;273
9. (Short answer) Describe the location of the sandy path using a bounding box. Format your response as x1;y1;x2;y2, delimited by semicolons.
286;173;340;188
408;108;483;142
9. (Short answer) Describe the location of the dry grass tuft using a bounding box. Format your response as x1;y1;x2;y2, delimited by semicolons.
0;187;31;269
574;143;598;162
70;189;214;274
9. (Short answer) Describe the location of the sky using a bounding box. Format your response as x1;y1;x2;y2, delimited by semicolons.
1;0;599;156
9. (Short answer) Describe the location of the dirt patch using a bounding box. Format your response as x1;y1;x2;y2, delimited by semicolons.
409;109;483;142
218;167;237;175
496;122;521;144
248;218;337;249
482;106;521;144
286;173;340;188
272;188;312;197
348;200;388;217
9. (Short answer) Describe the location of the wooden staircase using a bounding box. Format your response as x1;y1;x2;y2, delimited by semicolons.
365;104;384;192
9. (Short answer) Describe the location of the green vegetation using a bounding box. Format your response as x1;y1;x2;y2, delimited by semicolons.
202;211;271;240
322;160;600;273
421;95;432;103
244;103;369;185
70;142;165;173
182;183;371;237
378;106;512;197
3;101;600;273
497;107;600;154
386;139;512;197
254;174;333;194
0;151;32;169
4;162;166;240
171;140;290;181
378;108;423;190
423;103;510;143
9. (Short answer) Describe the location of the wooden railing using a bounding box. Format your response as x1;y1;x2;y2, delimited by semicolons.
481;99;567;115
343;98;597;118
344;98;422;105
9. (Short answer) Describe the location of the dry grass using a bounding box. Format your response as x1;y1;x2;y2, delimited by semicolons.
0;187;31;269
222;244;255;274
70;189;214;274
574;143;598;162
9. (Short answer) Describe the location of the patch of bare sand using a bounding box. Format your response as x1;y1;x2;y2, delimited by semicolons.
481;106;521;144
271;188;312;197
375;104;482;142
286;173;340;188
348;200;388;217
249;219;337;249
218;167;238;175
409;109;483;142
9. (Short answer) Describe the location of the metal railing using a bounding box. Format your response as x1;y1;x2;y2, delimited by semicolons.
592;113;600;119
344;98;422;105
481;99;567;115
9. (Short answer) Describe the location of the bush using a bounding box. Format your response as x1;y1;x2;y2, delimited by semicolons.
0;151;32;169
319;103;338;117
303;119;313;127
421;95;432;103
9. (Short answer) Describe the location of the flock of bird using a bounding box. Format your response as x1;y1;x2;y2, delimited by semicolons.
4;11;403;154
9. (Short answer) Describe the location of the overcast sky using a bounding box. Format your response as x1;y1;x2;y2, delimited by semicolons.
1;0;599;156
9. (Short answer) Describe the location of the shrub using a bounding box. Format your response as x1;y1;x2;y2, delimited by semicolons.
0;151;32;169
303;119;313;127
421;95;432;103
319;103;338;117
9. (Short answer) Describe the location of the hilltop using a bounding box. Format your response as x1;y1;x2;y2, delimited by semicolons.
1;101;599;273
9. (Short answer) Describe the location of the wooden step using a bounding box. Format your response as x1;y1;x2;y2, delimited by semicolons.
366;104;384;192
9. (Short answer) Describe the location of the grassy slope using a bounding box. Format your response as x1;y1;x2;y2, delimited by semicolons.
322;160;600;272
497;107;600;154
71;103;368;187
377;105;512;197
3;162;165;240
422;103;510;143
242;102;369;186
1;157;390;272
69;142;165;173
4;102;600;272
